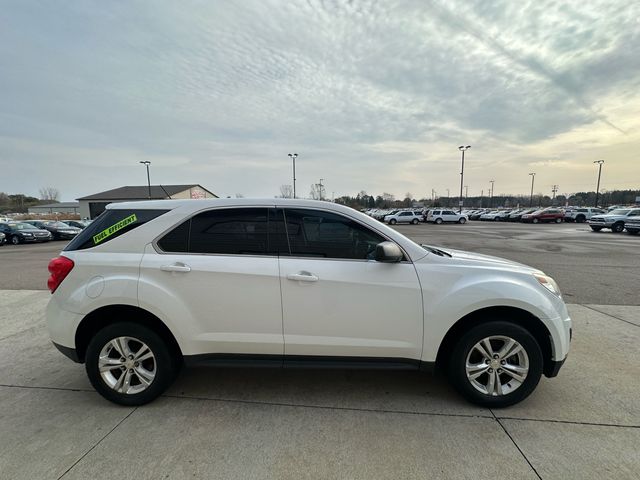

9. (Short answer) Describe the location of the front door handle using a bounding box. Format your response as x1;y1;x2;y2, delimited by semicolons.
287;272;319;282
160;263;191;273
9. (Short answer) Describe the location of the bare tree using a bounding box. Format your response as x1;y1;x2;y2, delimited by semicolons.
310;184;321;200
39;187;60;201
279;185;293;198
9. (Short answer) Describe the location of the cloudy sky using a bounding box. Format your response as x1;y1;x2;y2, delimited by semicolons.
1;0;639;201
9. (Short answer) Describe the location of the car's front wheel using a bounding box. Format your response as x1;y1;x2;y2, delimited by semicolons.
612;222;624;233
85;322;178;406
11;236;20;245
389;219;397;225
448;321;543;408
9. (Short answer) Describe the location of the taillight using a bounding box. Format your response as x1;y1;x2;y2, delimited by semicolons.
47;256;74;293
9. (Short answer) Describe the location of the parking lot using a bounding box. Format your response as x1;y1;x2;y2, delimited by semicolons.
1;222;639;479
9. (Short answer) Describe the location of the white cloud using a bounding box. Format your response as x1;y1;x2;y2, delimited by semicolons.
0;0;638;200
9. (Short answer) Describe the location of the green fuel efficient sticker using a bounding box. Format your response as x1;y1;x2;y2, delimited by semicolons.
93;214;137;244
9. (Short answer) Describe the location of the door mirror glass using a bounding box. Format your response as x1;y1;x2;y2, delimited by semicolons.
375;241;403;263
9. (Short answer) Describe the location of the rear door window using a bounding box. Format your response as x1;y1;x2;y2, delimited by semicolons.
157;207;287;256
64;209;168;251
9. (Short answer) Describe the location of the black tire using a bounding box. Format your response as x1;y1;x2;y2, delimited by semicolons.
411;218;419;225
590;226;602;232
389;219;397;225
575;215;585;223
627;229;639;235
448;321;543;408
85;322;178;406
458;217;467;224
612;222;624;233
11;235;20;245
435;218;443;225
555;217;562;223
532;218;539;224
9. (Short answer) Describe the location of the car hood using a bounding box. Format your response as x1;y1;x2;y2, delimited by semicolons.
419;245;540;273
18;228;50;234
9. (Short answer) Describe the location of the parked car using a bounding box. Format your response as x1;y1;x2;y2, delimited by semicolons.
24;220;82;240
564;207;605;223
508;209;535;222
479;211;501;221
494;210;515;221
468;210;489;220
0;222;52;244
385;211;422;225
46;199;570;408
625;216;640;235
426;209;468;224
520;209;564;224
65;220;90;229
0;231;5;246
588;208;640;233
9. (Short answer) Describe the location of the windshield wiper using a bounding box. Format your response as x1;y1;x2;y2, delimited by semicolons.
421;245;452;257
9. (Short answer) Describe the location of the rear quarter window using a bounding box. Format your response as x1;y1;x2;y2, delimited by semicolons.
64;209;168;251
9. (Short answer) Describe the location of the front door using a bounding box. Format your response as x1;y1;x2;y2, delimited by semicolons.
278;208;423;360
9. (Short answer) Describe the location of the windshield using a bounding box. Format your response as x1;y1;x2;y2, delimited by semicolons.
609;209;630;215
47;222;72;228
10;223;38;230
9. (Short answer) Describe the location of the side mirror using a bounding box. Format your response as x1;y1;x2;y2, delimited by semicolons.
375;241;403;263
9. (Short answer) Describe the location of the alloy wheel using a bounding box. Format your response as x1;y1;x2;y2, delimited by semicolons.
465;335;529;396
98;336;157;394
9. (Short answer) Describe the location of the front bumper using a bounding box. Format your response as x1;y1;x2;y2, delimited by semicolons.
545;358;566;377
53;342;81;363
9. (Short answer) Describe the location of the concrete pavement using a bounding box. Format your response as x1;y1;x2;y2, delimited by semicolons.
0;290;638;479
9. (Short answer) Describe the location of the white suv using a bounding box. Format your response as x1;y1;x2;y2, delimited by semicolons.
384;210;422;225
427;209;468;224
47;199;571;407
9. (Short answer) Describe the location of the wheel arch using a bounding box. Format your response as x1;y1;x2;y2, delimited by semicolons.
75;304;183;363
435;306;554;377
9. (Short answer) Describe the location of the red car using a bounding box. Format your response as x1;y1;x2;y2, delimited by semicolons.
521;208;564;224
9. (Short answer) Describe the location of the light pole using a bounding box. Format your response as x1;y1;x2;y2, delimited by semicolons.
288;153;298;198
529;173;536;207
447;188;450;206
593;160;604;207
489;179;495;207
464;185;469;199
458;145;471;213
139;161;151;199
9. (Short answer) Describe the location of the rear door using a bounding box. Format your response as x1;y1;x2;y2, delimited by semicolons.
139;207;284;357
278;208;423;360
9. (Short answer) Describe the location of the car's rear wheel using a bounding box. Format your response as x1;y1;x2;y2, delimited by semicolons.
448;321;543;408
612;222;624;233
411;218;419;225
575;215;585;223
555;217;562;223
458;217;466;224
435;218;443;225
85;322;178;406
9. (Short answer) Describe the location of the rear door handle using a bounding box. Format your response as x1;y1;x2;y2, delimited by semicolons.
287;272;318;282
160;263;191;273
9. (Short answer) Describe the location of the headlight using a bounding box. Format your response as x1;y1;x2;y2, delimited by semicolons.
534;273;562;297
